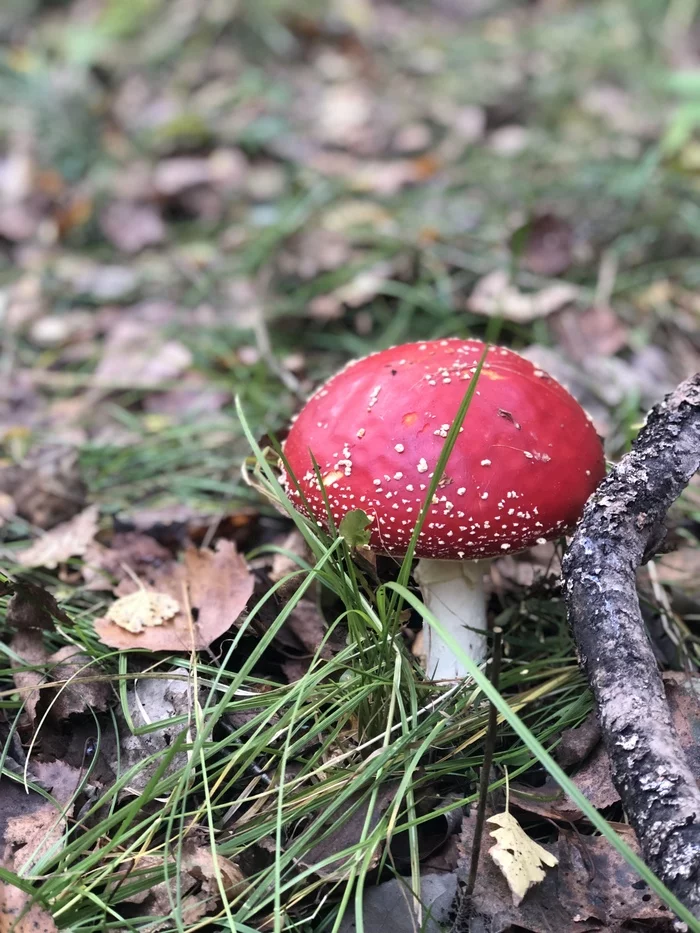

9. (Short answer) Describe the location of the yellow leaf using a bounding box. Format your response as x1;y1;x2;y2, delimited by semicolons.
105;590;180;634
487;811;558;906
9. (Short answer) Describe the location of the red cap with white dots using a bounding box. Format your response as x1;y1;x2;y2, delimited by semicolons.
282;338;605;558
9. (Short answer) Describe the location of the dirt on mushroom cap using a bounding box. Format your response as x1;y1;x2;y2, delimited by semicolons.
282;338;605;559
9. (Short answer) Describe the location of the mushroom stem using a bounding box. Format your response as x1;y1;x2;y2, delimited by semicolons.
414;558;489;680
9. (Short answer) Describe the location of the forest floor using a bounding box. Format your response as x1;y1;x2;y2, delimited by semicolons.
1;1;700;931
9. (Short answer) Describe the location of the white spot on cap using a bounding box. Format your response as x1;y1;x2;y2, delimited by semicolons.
395;443;405;452
480;492;489;500
357;428;365;438
481;459;491;467
394;472;403;480
501;543;511;550
457;487;466;495
417;458;428;473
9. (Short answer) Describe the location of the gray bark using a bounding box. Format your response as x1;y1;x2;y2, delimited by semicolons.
563;373;700;916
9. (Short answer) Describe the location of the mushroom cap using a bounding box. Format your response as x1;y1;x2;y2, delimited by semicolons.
282;338;605;559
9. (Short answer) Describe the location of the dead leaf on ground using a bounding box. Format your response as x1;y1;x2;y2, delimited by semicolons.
487;811;558;907
467;270;578;322
93;320;192;389
99;201;166;254
94;540;254;651
558;824;670;926
0;444;87;529
0;882;58;933
82;532;173;592
105;590;180;634
5;582;72;632
10;630;49;730
551;304;629;363
554;711;601;769
512;213;574;277
457;811;599;933
16;505;99;569
46;645;111;720
1;762;80;872
300;782;398;878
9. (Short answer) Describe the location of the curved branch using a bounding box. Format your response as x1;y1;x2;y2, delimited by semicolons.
563;373;700;916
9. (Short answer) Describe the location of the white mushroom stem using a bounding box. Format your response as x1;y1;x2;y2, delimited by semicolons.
414;558;489;680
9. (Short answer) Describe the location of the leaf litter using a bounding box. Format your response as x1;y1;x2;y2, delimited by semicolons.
1;0;700;930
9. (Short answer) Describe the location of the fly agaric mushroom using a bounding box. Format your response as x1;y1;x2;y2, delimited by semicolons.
282;338;605;680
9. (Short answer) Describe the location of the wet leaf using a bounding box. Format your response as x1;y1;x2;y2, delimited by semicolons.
487;811;558;906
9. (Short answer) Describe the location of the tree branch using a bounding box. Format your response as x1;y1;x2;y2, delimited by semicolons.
563;373;700;916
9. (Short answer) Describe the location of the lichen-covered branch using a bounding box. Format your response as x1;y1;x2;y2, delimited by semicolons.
563;373;700;915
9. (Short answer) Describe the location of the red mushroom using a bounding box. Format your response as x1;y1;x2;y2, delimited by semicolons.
282;338;605;679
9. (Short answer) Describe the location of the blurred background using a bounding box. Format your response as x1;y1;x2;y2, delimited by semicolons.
1;0;699;525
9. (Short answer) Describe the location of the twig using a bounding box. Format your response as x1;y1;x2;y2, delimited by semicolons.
563;373;700;916
451;626;503;931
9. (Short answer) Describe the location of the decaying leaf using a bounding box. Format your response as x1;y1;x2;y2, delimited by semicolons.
487;811;558;906
0;882;58;933
82;532;173;592
105;590;180;633
94;540;254;651
468;269;578;322
16;505;99;569
47;645;111;719
10;630;49;729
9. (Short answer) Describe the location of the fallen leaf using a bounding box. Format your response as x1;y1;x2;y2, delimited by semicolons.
16;505;99;569
105;590;180;634
487;811;558;906
0;882;58;933
46;645;111;720
93;320;192;389
94;540;254;651
468;270;578;322
10;630;49;729
82;532;173;592
557;824;670;925
511;213;574;277
181;836;247;900
551;304;629;363
301;782;398;878
5;582;72;631
0;443;87;529
112;671;193;795
99;201;166;254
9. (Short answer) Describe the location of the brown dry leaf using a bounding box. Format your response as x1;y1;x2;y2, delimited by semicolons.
0;443;87;529
94;320;192;389
94;540;254;651
105;590;180;634
513;213;573;277
10;630;49;729
16;505;99;569
46;645;111;720
551;304;629;363
301;782;398;878
468;270;578;322
0;882;58;933
99;201;166;254
82;532;173;592
5;582;72;632
181;837;247;900
557;824;670;926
